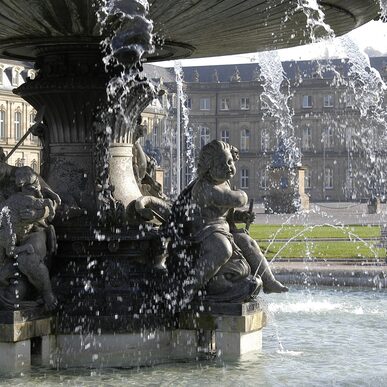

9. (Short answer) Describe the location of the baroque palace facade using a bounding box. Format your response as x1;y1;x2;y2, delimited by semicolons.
0;59;41;170
3;58;387;203
174;58;387;202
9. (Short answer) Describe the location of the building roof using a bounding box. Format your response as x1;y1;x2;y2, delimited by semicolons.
177;57;387;83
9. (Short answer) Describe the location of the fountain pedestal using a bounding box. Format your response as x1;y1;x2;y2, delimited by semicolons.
265;166;309;214
0;308;54;372
179;300;266;357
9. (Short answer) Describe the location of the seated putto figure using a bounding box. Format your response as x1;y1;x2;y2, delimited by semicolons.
167;140;287;307
0;156;60;310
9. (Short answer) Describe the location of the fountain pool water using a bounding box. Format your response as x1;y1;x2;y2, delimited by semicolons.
1;286;385;385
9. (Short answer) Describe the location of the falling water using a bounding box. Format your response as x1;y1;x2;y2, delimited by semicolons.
338;36;387;198
160;98;178;197
380;0;387;21
256;51;301;169
96;0;156;222
174;61;196;187
296;0;334;42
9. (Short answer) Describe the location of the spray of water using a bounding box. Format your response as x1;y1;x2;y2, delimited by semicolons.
257;51;301;169
380;0;387;21
338;36;387;198
174;61;196;186
96;0;157;223
296;0;334;43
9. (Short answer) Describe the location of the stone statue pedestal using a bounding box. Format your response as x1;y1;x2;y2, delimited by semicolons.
6;300;265;368
0;308;55;373
265;166;309;214
179;299;266;357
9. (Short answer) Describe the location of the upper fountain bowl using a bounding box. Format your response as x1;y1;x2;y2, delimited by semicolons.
0;0;380;61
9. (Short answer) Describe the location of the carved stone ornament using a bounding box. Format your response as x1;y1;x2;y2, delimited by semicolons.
0;158;60;311
165;140;288;310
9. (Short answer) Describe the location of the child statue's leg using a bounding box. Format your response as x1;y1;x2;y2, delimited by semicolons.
183;233;233;301
232;232;288;293
15;232;57;310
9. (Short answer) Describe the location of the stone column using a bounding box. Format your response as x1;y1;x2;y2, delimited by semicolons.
14;45;144;228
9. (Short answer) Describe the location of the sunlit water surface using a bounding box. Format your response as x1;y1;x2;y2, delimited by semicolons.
1;287;386;386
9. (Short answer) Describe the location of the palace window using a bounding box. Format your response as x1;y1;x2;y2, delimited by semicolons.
302;127;312;150
220;129;230;143
261;129;270;152
0;110;5;139
324;167;333;189
14;111;22;141
31;159;38;172
0;67;3;85
199;98;210;111
260;172;268;189
240;168;249;189
185;97;192;109
345;95;354;108
323;94;334;108
200;126;210;147
240;97;250;110
29;112;38;142
220;97;230;111
240;129;250;152
304;168;311;189
153;124;158;147
171;94;177;109
324;127;334;148
302;95;312;108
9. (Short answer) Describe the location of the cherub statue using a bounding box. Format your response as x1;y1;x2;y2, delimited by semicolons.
0;158;60;310
132;118;164;199
167;140;287;307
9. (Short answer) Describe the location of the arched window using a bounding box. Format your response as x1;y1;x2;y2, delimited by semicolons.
0;109;5;139
220;129;230;143
240;168;249;189
324;167;333;189
31;159;38;172
200;127;210;147
14;111;22;140
240;129;250;152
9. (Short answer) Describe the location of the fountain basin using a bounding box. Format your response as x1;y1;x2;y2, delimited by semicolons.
0;0;380;61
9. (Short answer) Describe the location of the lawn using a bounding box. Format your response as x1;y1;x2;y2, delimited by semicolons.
234;224;384;260
245;224;381;241
259;241;384;260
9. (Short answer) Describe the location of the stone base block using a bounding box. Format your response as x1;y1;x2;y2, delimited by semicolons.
52;329;201;368
0;308;54;342
0;340;31;372
215;330;262;357
179;300;265;357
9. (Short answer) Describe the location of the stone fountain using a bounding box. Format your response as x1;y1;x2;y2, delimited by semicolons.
0;0;380;371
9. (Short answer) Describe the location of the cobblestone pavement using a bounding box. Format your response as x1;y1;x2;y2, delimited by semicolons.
253;202;387;226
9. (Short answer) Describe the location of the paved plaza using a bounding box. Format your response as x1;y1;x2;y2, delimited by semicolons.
253;202;387;226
